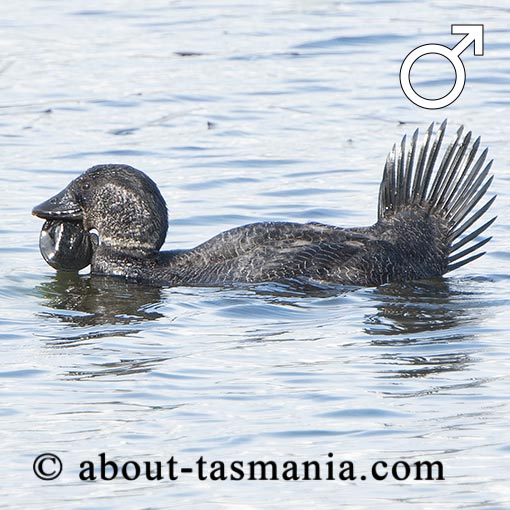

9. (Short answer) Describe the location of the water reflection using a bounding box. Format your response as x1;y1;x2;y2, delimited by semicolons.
36;272;165;327
364;279;481;383
246;278;353;301
34;272;170;378
65;356;169;380
34;272;487;384
364;279;469;337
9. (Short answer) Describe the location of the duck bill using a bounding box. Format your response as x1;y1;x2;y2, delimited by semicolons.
32;187;83;220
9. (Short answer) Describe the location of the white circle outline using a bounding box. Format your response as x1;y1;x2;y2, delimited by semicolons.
400;44;466;110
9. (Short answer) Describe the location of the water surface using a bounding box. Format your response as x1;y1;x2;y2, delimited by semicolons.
1;1;509;508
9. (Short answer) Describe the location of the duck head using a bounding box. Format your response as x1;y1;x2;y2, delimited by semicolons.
33;164;168;257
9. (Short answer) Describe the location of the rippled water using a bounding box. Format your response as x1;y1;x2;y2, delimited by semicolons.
1;1;510;509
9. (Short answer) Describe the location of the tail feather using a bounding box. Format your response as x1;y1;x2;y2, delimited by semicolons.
450;174;493;231
436;133;477;210
451;214;496;251
403;130;418;204
379;120;496;274
411;123;433;204
448;148;488;209
450;196;496;242
447;251;486;272
448;236;492;264
430;127;468;208
417;120;445;203
395;136;405;209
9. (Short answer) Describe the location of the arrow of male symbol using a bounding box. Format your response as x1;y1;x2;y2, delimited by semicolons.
400;24;485;109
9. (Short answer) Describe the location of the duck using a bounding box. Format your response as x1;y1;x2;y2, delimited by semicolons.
32;121;496;287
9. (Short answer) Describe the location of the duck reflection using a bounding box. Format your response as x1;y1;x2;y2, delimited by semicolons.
36;271;165;327
364;279;465;337
35;272;169;378
364;279;481;382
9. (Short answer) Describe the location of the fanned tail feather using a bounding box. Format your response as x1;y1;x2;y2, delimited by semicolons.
378;120;496;274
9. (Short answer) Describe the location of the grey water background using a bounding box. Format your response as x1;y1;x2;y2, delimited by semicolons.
1;1;509;508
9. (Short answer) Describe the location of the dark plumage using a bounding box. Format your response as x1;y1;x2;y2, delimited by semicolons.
32;121;496;287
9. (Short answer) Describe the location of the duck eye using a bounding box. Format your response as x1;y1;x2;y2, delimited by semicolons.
82;182;90;190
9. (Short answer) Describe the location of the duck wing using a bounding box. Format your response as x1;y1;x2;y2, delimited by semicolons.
169;221;369;284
